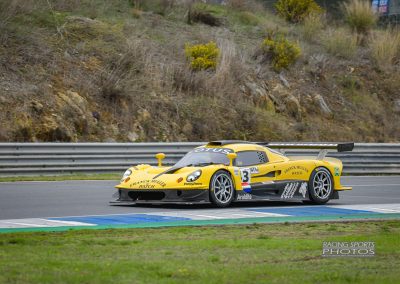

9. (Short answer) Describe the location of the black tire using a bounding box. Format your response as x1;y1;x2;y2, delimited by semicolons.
305;167;333;205
209;170;235;208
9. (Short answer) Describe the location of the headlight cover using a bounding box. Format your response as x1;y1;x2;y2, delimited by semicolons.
121;169;132;182
186;170;202;182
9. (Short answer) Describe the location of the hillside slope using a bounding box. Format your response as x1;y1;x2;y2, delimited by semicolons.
0;0;399;142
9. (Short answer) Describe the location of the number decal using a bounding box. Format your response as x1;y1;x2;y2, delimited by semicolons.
240;168;251;193
240;168;251;183
240;168;252;193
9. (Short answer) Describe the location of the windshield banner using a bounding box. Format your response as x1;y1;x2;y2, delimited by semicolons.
192;147;234;155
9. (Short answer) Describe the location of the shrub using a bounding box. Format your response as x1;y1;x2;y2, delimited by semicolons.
238;11;260;26
302;12;324;41
129;0;174;16
322;28;358;59
262;34;301;71
227;0;266;14
190;10;222;26
0;0;35;30
275;0;323;23
369;29;400;71
185;42;220;71
341;0;377;34
131;8;142;18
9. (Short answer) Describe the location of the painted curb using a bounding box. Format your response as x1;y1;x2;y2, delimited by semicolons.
1;213;399;234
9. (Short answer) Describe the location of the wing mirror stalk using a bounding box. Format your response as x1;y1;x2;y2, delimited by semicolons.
227;153;237;167
155;153;166;167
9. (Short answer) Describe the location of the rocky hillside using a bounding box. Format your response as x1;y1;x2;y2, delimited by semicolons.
0;0;399;142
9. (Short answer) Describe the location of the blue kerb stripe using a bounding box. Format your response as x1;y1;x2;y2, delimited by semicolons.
246;206;377;217
51;214;191;225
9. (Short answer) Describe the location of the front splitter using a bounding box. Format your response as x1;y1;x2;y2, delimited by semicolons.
109;200;211;206
114;188;210;204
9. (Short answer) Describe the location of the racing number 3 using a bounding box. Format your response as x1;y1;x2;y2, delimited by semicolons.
240;168;251;183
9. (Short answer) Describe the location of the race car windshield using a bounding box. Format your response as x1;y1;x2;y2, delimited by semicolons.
174;151;230;167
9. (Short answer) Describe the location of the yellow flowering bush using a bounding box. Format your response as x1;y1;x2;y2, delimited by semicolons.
185;42;220;71
262;35;301;71
275;0;323;23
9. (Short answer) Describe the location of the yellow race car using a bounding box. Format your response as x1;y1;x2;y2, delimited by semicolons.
112;141;354;208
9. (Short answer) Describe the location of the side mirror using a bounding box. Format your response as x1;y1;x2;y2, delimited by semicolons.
155;153;166;167
227;153;237;167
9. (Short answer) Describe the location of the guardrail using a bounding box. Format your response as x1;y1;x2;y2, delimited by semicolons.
0;143;399;176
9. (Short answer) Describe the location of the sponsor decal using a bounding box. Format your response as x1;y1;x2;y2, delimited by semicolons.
334;167;340;176
249;166;259;174
138;184;155;189
284;166;309;175
237;193;252;200
242;185;251;193
240;168;252;193
184;182;202;186
262;181;275;185
281;182;300;199
299;182;307;198
234;167;239;176
130;179;167;188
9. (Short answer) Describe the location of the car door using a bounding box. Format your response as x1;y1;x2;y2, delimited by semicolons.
235;150;280;195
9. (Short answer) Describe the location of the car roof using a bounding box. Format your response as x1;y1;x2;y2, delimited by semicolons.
202;141;266;152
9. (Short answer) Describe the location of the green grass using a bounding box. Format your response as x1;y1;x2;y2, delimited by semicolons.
0;221;398;283
0;173;120;182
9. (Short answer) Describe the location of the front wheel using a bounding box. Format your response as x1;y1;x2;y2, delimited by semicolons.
305;167;333;205
209;170;235;208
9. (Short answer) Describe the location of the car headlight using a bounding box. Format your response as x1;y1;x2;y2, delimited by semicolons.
121;169;132;182
186;170;202;182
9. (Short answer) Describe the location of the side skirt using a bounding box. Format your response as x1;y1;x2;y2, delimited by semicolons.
236;180;339;202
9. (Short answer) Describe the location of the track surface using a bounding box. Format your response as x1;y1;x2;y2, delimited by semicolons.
0;176;399;220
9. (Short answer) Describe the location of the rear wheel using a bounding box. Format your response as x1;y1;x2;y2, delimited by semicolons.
209;170;235;208
305;167;333;205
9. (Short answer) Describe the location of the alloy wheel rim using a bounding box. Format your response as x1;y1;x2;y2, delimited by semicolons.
313;171;332;199
213;174;233;203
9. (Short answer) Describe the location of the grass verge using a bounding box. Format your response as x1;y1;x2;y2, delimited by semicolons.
0;173;120;182
0;221;398;283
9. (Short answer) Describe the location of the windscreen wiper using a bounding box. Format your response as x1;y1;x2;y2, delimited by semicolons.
153;162;223;179
186;162;222;167
152;165;185;179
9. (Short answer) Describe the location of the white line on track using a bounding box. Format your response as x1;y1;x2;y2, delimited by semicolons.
152;209;288;220
37;219;96;226
231;213;263;217
191;214;224;219
370;208;400;213
1;221;45;227
247;211;290;216
331;203;400;213
0;218;96;228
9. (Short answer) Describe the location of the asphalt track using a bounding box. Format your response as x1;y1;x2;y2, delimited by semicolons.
0;176;400;220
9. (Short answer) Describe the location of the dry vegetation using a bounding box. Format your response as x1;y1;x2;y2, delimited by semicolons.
368;28;400;71
322;27;358;59
0;0;399;143
341;0;378;34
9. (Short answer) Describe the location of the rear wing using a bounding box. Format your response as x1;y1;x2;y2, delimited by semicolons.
257;142;354;160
